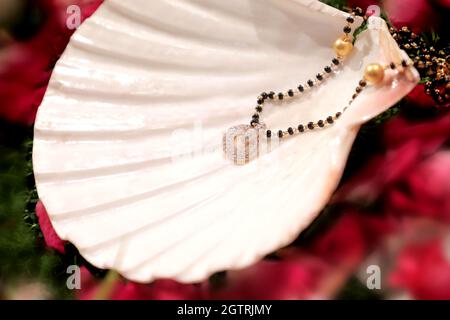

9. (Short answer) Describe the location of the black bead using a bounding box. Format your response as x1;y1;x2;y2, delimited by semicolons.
307;122;314;130
343;26;351;34
257;98;264;105
266;130;272;138
390;62;396;69
326;116;334;124
356;87;362;93
298;124;304;132
278;130;283;138
352;93;358;99
268;91;275;99
288;127;294;135
252;113;259;120
316;74;323;81
261;92;268;99
288;89;294;97
298;85;304;92
353;7;363;16
332;58;340;65
324;66;332;73
346;16;354;24
401;60;408;67
307;80;314;87
278;92;284;100
318;120;325;127
256;106;263;112
359;80;367;87
336;112;342;118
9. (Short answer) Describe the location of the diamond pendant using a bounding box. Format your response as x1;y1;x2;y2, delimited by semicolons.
223;123;266;165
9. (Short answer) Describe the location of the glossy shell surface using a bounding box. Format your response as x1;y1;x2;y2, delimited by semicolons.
33;0;419;283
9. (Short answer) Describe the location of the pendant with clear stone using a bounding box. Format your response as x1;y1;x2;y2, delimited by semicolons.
223;123;266;165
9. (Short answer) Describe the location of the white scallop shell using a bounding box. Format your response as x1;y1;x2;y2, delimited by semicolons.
33;0;419;283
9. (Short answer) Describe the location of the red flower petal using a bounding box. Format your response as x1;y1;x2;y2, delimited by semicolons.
384;0;440;32
35;200;66;253
0;0;103;126
405;85;437;109
389;238;450;299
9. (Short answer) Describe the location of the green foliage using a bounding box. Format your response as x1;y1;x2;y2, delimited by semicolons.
337;276;383;300
320;0;348;10
0;126;72;299
352;23;368;44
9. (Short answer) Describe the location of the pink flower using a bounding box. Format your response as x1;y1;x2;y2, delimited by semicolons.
214;212;393;300
35;201;66;253
348;0;447;32
383;115;450;221
330;111;450;298
76;256;332;300
383;0;444;32
0;0;103;126
310;212;368;267
210;258;330;300
405;85;437;109
387;151;450;222
390;238;450;299
79;275;204;300
335;114;450;223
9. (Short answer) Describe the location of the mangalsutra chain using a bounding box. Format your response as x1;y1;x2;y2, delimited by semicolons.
251;60;412;140
249;7;363;139
223;7;414;165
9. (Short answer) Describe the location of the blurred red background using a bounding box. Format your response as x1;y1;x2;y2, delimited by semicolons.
0;0;448;300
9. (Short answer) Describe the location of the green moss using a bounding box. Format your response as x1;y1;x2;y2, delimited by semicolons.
0;125;72;299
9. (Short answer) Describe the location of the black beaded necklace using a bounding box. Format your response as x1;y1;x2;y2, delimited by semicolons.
251;8;362;139
253;56;348;140
223;7;413;165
